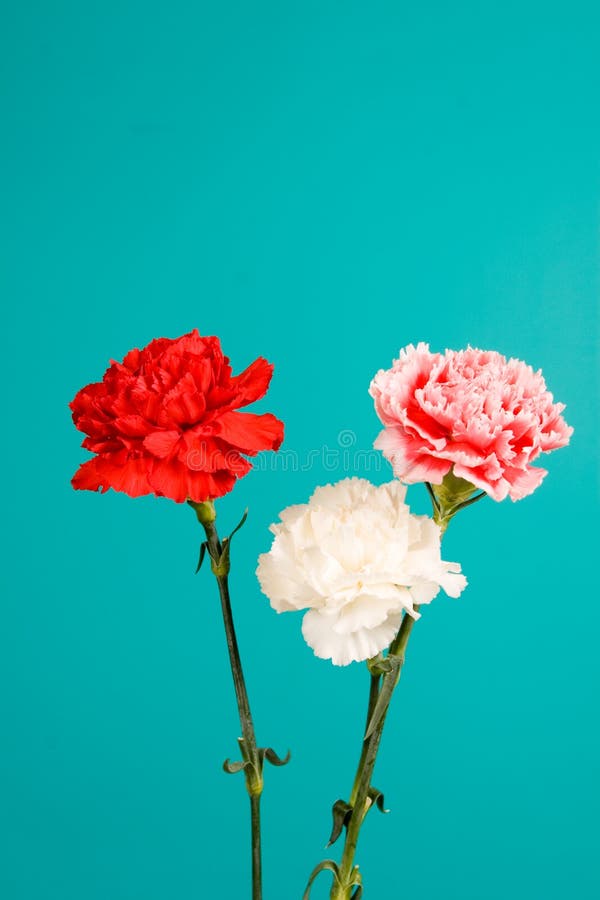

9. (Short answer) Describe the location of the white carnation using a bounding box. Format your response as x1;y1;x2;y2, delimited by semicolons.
256;478;467;666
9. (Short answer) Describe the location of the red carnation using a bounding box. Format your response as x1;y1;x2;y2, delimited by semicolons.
70;329;284;503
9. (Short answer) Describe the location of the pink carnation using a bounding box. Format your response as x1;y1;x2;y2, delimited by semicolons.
369;344;573;501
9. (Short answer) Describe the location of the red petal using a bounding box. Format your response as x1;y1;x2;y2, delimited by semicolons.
122;347;142;371
230;357;274;407
160;373;207;426
215;410;284;454
72;456;153;497
205;384;237;411
71;458;108;492
115;414;152;437
143;430;182;458
70;383;112;425
82;436;123;453
74;414;113;439
148;458;237;503
182;433;252;475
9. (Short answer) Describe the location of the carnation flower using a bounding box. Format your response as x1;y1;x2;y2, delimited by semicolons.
70;329;284;502
370;343;573;502
257;478;466;666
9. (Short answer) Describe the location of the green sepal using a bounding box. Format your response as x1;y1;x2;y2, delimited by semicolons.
428;470;486;530
368;786;390;814
432;470;478;509
195;541;208;574
327;799;353;847
187;499;216;525
302;859;342;899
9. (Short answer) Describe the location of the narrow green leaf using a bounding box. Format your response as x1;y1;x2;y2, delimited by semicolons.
302;860;341;899
195;541;207;574
228;508;249;542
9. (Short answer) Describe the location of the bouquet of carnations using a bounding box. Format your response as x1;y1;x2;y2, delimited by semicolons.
70;330;571;899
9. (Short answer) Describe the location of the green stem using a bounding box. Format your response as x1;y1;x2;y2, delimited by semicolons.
349;672;381;807
330;612;418;900
202;519;263;900
251;794;261;896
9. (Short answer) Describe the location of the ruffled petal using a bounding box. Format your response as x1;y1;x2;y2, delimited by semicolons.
374;428;452;484
148;457;236;503
301;608;403;666
504;465;547;500
71;456;153;498
143;430;182;458
216;410;284;454
230;357;274;407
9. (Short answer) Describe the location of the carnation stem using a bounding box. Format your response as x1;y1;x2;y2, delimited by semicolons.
206;524;259;751
325;491;467;897
251;794;261;895
347;672;380;807
330;612;418;900
196;510;263;900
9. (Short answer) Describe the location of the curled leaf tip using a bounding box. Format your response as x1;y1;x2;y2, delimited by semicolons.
327;798;353;847
261;747;291;768
222;757;249;775
368;786;390;814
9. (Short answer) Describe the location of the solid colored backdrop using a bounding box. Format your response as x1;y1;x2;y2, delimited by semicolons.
1;2;598;898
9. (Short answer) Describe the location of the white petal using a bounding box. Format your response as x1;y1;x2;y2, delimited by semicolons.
256;534;319;611
332;589;404;634
301;608;403;666
409;581;440;606
437;564;468;598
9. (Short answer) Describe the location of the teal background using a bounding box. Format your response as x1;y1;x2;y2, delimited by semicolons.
1;2;598;898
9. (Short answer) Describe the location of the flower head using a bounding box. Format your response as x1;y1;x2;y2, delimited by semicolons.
257;478;466;666
70;329;284;502
370;343;572;502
